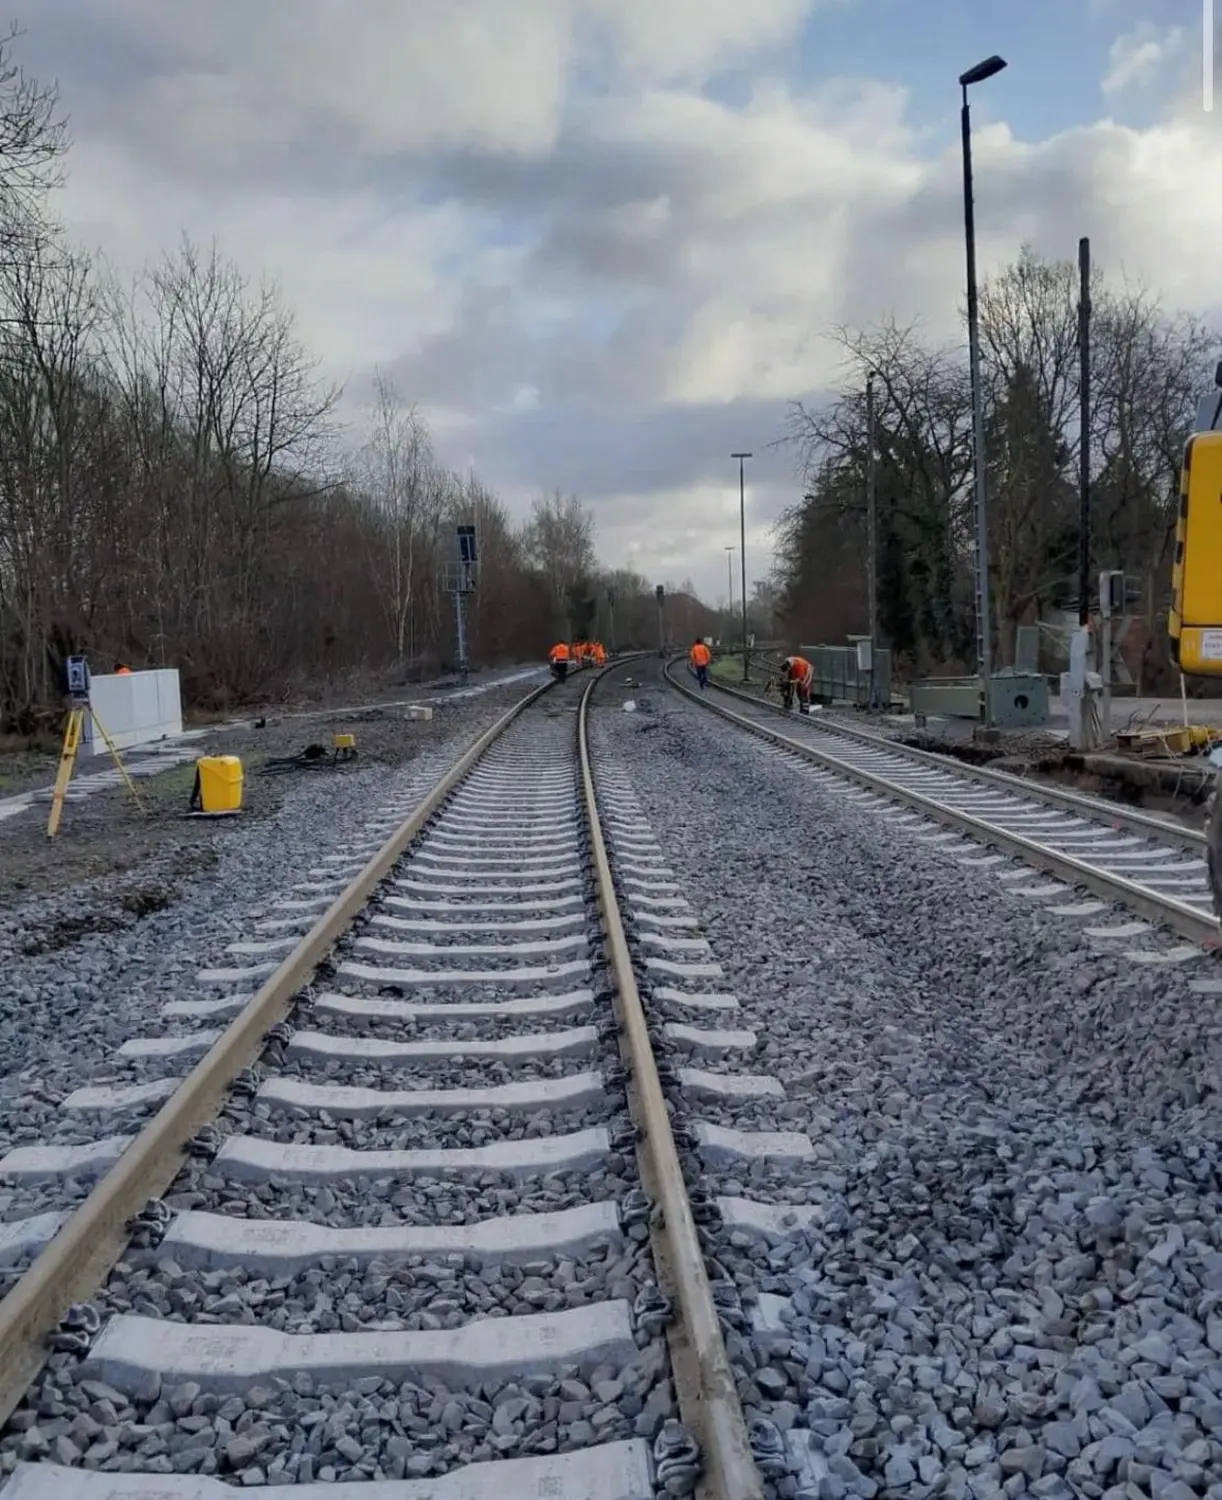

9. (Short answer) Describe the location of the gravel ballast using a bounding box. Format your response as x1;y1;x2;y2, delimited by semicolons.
593;660;1222;1500
0;678;684;1494
0;681;543;1184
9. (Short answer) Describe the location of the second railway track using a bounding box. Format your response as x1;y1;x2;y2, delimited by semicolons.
0;664;796;1500
666;663;1219;953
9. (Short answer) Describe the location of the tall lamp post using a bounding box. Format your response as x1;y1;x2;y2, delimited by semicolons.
731;452;752;682
724;546;735;637
959;53;1007;731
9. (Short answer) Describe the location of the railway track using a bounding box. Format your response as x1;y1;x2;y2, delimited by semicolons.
665;661;1220;954
0;663;804;1500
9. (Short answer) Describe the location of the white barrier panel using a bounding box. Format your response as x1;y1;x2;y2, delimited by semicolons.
84;670;183;756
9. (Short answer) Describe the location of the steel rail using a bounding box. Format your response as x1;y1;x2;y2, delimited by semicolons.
0;676;557;1428
578;665;763;1500
696;662;1208;852
665;661;1220;951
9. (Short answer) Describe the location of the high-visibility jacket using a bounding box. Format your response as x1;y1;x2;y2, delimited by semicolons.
781;655;813;689
592;644;606;665
114;666;132;676
549;642;570;663
689;643;711;668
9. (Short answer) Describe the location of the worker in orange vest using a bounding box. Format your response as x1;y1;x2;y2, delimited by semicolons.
688;638;711;690
548;641;570;682
779;654;814;713
114;662;132;676
592;642;606;666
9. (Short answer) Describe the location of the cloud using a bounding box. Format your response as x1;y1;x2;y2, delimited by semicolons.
18;1;1222;609
1102;21;1185;95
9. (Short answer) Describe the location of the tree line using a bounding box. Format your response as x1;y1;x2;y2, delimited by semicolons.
0;30;669;734
775;247;1216;692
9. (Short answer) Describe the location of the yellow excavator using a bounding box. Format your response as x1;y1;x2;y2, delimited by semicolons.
1168;364;1222;913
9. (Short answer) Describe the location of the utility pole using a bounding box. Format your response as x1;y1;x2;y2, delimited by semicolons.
1077;236;1092;630
724;547;735;641
607;589;616;655
959;53;1007;732
731;452;752;682
865;373;879;709
655;584;665;658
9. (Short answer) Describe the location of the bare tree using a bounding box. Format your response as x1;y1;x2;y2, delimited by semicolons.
355;372;434;662
521;490;597;635
0;23;68;263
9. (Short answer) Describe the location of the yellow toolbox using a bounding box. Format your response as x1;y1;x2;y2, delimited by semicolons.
192;755;244;814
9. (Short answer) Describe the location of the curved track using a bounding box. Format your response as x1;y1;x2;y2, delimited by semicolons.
666;661;1219;950
0;664;774;1500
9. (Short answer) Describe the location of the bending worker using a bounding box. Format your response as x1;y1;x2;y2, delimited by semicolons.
548;640;570;682
689;637;711;689
779;653;814;713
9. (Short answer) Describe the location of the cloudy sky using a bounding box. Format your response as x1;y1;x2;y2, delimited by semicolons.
19;0;1216;606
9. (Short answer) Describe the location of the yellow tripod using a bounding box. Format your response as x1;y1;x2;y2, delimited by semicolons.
47;701;146;838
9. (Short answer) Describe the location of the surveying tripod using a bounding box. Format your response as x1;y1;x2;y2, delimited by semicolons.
47;657;145;838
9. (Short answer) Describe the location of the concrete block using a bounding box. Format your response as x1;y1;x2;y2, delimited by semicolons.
354;933;587;960
1;1442;655;1499
226;936;298;955
259;1070;607;1119
117;1031;221;1060
0;1211;65;1266
662;1023;756;1054
391;877;584;900
217;1125;610;1184
372;912;584;934
83;1302;637;1396
196;962;277;986
693;1122;813;1166
653;987;739;1012
630;912;699;929
287;1026;598;1065
416;848;579;866
437;813;577;832
61;1078;176;1113
407;704;433;720
717;1196;822;1236
389;882;584;906
157;1199;622;1274
751;1292;793;1333
636;934;712;954
0;1136;132;1182
410;859;582;881
338;958;590;989
314;989;592;1025
644;958;724;980
676;1068;783;1102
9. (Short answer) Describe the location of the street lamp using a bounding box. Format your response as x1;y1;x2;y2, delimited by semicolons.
731;453;752;681
724;546;735;631
959;52;1006;731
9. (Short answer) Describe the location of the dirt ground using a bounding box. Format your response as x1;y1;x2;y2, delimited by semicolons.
0;673;537;912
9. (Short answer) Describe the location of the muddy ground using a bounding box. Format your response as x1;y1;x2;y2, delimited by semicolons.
0;672;539;912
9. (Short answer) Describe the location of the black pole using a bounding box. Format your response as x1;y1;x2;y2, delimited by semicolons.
732;452;751;682
961;87;992;723
1077;235;1091;627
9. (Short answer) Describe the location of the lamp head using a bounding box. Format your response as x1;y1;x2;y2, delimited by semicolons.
959;55;1007;87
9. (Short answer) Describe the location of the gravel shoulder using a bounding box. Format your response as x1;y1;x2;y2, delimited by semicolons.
594;660;1222;1500
0;673;543;906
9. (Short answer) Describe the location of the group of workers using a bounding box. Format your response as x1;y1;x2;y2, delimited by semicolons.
547;635;814;714
547;640;607;681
